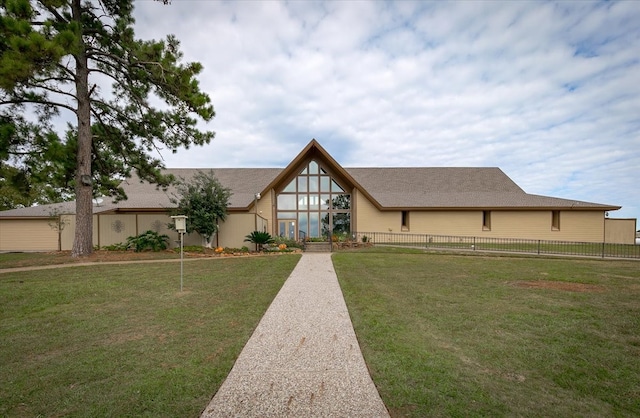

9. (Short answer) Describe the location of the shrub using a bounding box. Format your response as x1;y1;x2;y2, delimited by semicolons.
273;236;303;249
244;231;275;251
125;230;170;252
103;242;129;251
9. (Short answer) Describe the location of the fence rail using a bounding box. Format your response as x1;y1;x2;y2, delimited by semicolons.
353;231;640;259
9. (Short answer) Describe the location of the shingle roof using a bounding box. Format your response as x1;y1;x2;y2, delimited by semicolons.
0;165;618;218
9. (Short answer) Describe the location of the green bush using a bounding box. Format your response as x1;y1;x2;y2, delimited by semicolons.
244;231;275;251
102;242;129;251
126;230;170;252
273;236;303;249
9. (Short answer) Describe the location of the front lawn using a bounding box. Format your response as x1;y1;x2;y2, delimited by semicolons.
0;255;300;417
334;252;640;417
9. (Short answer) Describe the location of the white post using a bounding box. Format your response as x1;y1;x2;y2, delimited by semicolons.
180;231;184;292
171;215;188;292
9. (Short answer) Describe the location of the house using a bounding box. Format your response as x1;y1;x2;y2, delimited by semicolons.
0;139;635;251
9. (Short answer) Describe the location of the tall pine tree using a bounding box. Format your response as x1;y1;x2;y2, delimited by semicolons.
0;0;214;256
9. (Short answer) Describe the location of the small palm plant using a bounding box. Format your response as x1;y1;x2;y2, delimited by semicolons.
244;231;274;252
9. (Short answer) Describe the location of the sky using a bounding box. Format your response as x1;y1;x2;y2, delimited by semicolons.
131;0;639;222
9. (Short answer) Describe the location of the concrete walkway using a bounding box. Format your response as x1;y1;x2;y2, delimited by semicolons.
201;253;390;417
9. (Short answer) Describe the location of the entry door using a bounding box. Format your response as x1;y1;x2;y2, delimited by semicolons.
278;220;296;240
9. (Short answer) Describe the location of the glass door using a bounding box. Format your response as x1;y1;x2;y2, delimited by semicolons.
278;220;296;240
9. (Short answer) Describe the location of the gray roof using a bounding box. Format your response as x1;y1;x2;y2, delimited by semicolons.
0;166;618;218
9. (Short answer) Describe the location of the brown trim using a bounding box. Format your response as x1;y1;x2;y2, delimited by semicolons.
375;206;620;212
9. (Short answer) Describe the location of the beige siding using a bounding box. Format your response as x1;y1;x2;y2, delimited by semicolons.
138;214;173;236
0;219;58;251
605;218;636;244
218;213;255;249
472;211;605;242
60;215;99;250
256;191;274;235
410;211;480;235
354;200;608;243
98;214;137;247
355;190;399;233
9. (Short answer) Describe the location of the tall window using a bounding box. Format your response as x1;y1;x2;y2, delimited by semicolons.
277;160;351;239
551;210;560;231
401;211;410;231
482;210;491;231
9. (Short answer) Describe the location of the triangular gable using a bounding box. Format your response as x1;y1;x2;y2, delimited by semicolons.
257;139;384;210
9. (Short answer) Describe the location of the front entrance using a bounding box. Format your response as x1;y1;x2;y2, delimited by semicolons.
278;220;296;240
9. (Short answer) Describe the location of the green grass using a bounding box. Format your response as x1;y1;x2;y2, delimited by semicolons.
334;252;640;417
0;255;300;417
0;251;180;269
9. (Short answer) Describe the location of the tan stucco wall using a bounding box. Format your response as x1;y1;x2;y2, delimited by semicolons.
479;211;605;242
354;195;608;243
217;213;255;249
605;218;636;244
3;205;623;252
0;219;58;251
60;215;99;250
410;211;480;235
256;191;274;235
355;191;400;233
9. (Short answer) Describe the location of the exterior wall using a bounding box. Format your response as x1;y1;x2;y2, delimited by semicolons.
61;215;99;250
257;191;274;235
0;219;58;251
410;211;480;235
97;214;138;247
217;213;255;249
354;190;400;233
354;200;608;243
480;211;605;242
605;218;636;244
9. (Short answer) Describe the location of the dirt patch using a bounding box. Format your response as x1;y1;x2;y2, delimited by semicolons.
513;280;605;293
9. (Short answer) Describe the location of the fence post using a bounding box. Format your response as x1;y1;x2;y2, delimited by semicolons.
537;240;541;255
602;242;605;258
473;236;476;251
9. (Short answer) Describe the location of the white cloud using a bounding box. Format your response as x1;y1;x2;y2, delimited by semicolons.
131;0;639;221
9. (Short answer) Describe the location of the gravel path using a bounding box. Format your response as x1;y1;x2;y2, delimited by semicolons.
201;253;389;417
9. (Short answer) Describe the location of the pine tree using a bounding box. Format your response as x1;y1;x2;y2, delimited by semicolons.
0;0;214;256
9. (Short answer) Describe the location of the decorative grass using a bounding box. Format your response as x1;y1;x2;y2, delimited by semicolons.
0;255;300;417
334;252;640;417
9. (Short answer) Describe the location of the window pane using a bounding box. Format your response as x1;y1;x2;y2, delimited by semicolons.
277;194;296;210
309;212;319;237
320;176;330;192
309;176;319;192
321;194;330;210
321;212;330;237
298;176;307;192
298;195;308;210
309;160;319;174
331;194;351;210
331;179;344;193
298;212;308;237
333;212;350;236
283;179;296;192
309;195;320;210
277;212;296;219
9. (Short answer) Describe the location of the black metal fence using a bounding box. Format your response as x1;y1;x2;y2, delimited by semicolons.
353;231;640;259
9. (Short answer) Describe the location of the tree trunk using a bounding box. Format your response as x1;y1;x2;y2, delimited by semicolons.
71;0;93;257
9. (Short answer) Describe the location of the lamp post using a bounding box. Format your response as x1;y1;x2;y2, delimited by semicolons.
171;215;188;291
